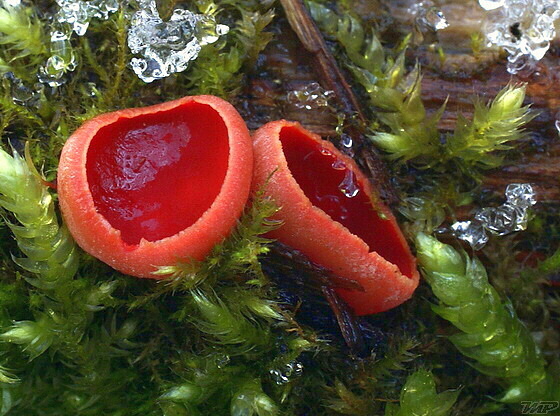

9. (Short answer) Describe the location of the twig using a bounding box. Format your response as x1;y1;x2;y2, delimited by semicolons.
279;0;366;126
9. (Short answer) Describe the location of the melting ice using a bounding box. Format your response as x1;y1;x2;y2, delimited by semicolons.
127;0;229;83
38;0;119;87
451;183;536;250
286;82;334;110
451;221;489;251
480;0;560;74
56;0;118;36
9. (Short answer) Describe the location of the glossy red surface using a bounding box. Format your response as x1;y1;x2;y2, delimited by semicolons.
86;103;229;245
279;126;415;278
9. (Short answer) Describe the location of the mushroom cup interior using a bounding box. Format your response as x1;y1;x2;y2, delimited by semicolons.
279;126;416;278
86;102;230;246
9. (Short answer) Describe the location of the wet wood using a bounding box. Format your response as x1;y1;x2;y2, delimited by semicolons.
243;1;560;204
278;0;367;126
419;51;560;204
250;0;399;205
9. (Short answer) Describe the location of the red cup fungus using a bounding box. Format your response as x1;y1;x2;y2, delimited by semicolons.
252;120;420;315
58;95;253;278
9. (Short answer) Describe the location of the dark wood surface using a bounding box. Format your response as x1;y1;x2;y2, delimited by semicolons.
238;0;560;205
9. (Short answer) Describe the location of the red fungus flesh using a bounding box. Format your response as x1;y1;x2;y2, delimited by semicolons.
279;126;415;279
86;103;229;246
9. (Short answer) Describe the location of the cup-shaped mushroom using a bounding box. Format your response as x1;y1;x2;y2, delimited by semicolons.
252;120;419;315
58;95;252;278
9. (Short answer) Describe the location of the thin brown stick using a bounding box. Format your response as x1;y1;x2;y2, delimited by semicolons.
279;0;367;127
322;286;367;356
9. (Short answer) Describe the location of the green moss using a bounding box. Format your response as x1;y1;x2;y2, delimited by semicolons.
385;369;459;416
0;1;557;415
416;234;559;403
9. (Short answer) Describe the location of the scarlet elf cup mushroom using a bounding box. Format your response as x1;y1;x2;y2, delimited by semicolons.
251;121;419;315
58;95;253;278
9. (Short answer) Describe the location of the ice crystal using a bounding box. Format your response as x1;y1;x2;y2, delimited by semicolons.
38;0;119;86
56;0;118;36
479;0;506;10
480;0;560;74
127;0;229;83
286;82;334;110
451;183;535;249
475;203;528;235
38;29;77;87
451;220;489;251
505;183;537;209
4;72;42;107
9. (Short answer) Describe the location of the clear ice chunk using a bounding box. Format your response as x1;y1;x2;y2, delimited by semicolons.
286;82;334;110
38;30;77;87
56;0;119;36
451;220;489;250
481;0;560;74
478;0;506;10
127;1;229;83
4;73;42;107
452;182;536;245
475;203;528;235
269;361;304;385
505;183;537;209
38;0;118;86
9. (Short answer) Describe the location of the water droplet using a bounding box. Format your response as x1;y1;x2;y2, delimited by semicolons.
331;159;346;170
451;220;489;250
286;82;333;110
505;183;536;209
338;170;359;198
269;361;303;385
341;134;353;148
195;14;230;45
555;119;560;136
127;1;228;83
478;0;505;10
415;4;449;32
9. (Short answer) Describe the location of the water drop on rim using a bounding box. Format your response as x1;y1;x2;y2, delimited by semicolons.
338;170;359;198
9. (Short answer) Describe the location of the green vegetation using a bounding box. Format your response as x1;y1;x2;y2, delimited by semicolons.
307;1;533;179
0;0;557;415
416;234;559;402
385;369;459;416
